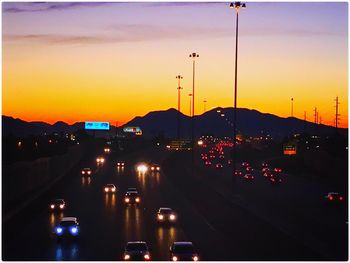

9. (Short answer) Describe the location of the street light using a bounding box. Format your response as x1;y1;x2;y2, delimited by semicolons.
176;75;183;139
189;52;199;147
188;93;193;117
230;2;246;178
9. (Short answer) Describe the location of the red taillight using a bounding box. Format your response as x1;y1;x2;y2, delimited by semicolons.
339;196;343;201
329;196;333;201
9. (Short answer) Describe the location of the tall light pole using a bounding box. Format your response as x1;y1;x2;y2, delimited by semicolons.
176;75;183;139
230;2;246;177
188;93;193;117
189;52;199;148
203;100;207;113
291;97;294;117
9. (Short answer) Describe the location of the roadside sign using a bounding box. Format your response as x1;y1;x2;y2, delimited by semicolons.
85;122;110;130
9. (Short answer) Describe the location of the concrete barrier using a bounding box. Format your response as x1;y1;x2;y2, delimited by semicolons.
3;144;86;212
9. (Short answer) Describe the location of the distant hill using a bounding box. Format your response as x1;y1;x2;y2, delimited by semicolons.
2;108;346;139
125;107;346;139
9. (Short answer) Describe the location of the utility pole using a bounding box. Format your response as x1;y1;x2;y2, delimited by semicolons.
314;107;317;124
176;75;183;139
335;96;340;129
188;94;192;117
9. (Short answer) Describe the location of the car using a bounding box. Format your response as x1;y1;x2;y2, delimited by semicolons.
104;184;116;193
150;163;161;172
241;162;250;167
124;191;141;205
81;167;92;176
262;172;273;178
136;163;148;173
234;170;243;176
324;192;344;203
96;157;105;164
104;148;111;153
170;242;199;261
274;168;282;173
156;207;177;223
117;161;125;167
243;174;254;180
49;199;66;211
54;217;79;239
261;167;270;173
215;163;223;169
246;166;253;172
123;241;151;261
205;161;212;166
262;162;268;167
270;174;282;183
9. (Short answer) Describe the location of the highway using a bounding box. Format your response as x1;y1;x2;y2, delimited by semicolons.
3;142;347;260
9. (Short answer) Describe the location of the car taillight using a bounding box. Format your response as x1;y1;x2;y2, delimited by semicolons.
329;196;333;201
339;196;343;201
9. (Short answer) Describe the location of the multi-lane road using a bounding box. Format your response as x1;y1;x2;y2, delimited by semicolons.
3;142;348;260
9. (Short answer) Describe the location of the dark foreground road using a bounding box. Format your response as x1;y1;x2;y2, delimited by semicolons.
3;145;348;260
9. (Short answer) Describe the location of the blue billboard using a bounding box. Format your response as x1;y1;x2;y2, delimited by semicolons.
85;122;110;130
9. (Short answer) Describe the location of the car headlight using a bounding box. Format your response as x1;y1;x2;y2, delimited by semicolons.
124;254;130;260
88;171;91;174
158;214;164;220
172;256;178;261
193;255;199;261
96;158;100;162
151;167;155;170
59;204;64;209
105;188;109;192
170;214;176;220
117;163;120;165
125;198;130;202
135;198;140;202
70;227;78;234
112;188;116;192
156;167;160;171
56;227;63;234
82;171;85;174
50;204;55;209
144;254;150;260
137;164;148;173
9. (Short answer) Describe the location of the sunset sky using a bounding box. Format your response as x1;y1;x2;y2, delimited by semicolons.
2;2;348;127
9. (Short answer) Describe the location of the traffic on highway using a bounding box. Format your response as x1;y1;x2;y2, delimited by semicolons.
3;136;347;261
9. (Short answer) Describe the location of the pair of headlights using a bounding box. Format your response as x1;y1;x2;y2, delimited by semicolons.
158;214;176;220
50;204;64;209
124;254;150;260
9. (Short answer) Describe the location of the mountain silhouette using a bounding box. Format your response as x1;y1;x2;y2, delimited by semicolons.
2;108;346;138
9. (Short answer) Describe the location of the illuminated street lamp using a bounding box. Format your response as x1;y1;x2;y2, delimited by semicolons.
188;93;193;117
189;52;199;146
176;75;183;139
230;2;246;177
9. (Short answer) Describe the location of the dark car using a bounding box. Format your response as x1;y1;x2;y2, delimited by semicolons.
124;191;141;205
243;174;254;180
117;161;125;167
270;174;282;183
170;242;199;261
54;217;79;239
241;162;250;167
81;167;92;176
123;241;151;261
150;163;161;172
215;163;223;169
156;207;177;223
324;192;344;203
104;184;117;193
49;199;66;211
234;170;243;176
